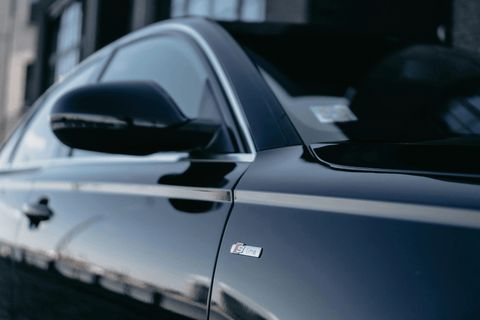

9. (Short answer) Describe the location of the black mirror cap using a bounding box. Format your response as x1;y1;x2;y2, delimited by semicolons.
52;81;187;124
50;81;220;155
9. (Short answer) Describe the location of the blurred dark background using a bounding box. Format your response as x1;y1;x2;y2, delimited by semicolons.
1;0;478;141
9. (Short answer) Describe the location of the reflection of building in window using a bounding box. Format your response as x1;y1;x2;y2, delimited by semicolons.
188;0;210;17
241;0;267;22
441;94;480;134
54;2;83;81
213;0;238;20
171;0;266;22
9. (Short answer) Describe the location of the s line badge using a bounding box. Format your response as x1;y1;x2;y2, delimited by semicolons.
230;243;262;258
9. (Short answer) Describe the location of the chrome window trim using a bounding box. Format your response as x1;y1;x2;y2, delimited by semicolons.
0;180;232;203
1;153;254;172
235;190;480;229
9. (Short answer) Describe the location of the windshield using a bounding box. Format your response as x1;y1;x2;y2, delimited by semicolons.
244;38;480;146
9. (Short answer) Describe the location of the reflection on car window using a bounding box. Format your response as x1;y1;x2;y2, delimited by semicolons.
252;43;480;145
0;126;23;166
101;36;209;119
12;59;104;164
83;34;237;156
440;96;480;134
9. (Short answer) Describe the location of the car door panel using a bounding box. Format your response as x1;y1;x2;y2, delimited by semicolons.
210;146;480;320
0;169;39;320
0;54;109;320
15;159;250;320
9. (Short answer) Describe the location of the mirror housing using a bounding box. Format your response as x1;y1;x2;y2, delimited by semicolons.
50;81;220;155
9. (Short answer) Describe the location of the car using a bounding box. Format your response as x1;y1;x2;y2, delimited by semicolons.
1;17;480;320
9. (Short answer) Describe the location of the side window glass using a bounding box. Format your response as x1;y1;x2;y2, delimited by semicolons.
101;36;210;119
0;122;26;167
12;59;105;164
0;95;46;166
73;34;237;157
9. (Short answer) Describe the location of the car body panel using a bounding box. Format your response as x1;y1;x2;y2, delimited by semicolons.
0;18;259;320
211;145;480;320
8;158;249;319
0;168;40;319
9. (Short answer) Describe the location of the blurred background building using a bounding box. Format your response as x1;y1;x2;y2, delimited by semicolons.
0;0;38;140
1;0;480;142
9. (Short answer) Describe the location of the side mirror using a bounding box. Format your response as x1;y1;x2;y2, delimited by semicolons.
50;81;220;155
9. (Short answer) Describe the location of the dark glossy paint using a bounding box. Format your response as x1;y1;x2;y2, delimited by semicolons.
211;145;480;320
3;17;480;320
11;158;249;320
50;81;222;155
313;142;480;178
0;169;42;319
234;145;480;208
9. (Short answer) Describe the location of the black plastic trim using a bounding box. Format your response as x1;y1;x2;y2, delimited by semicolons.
183;18;302;151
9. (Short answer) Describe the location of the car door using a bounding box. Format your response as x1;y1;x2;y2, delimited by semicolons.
0;55;107;319
0;103;40;320
13;31;252;320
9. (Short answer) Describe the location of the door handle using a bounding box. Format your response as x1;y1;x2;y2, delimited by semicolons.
22;198;53;228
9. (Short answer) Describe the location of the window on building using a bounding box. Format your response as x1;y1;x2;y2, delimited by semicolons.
170;0;266;22
29;0;40;24
241;0;266;22
155;1;171;21
188;0;210;16
24;63;36;108
213;0;238;20
97;0;132;49
54;1;83;82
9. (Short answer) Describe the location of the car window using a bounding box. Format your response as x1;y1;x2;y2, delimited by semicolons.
12;59;105;164
0;115;33;167
101;35;210;119
248;42;480;145
70;34;236;157
0;94;50;167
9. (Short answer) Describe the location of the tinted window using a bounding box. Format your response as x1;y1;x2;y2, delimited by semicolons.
0;128;22;166
0;119;30;166
12;59;104;164
101;36;209;119
0;94;48;166
252;43;480;145
88;34;237;155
